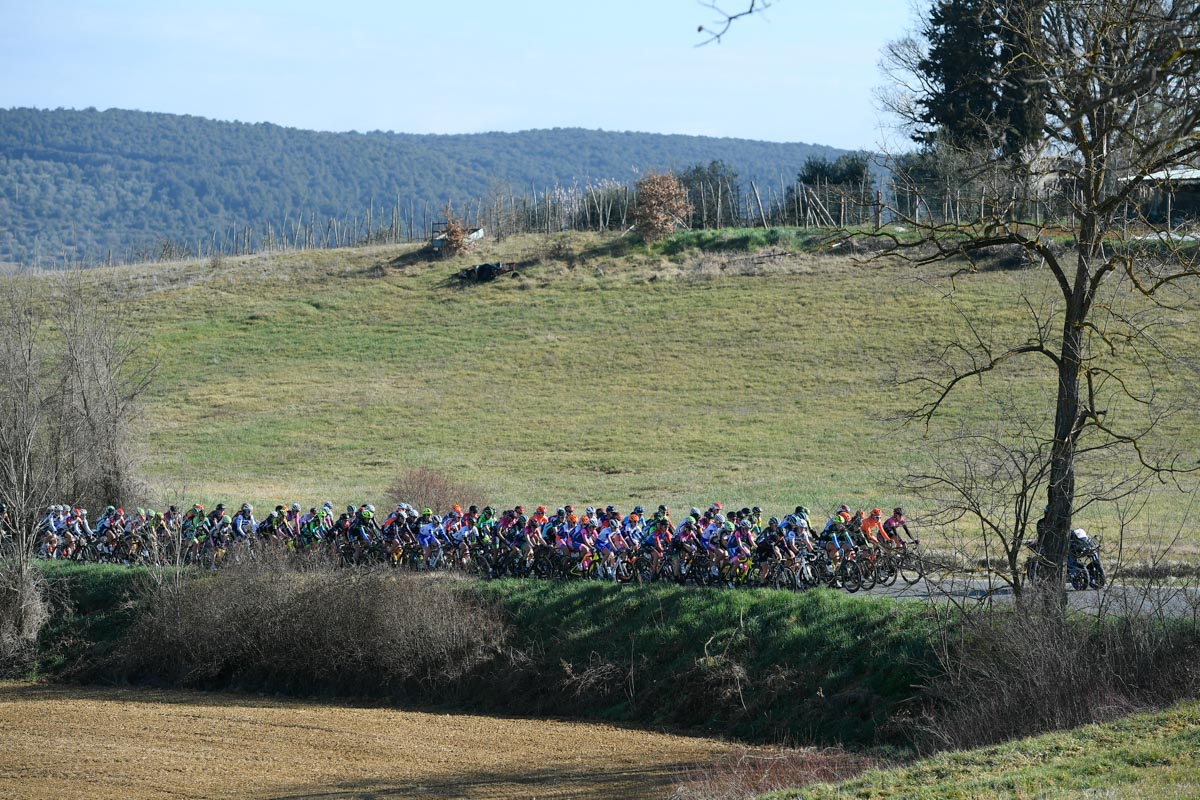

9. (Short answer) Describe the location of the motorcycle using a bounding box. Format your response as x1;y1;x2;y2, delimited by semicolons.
1068;535;1105;591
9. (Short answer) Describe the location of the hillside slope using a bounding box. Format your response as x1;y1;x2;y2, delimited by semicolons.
61;230;1200;552
0;107;846;265
765;700;1200;799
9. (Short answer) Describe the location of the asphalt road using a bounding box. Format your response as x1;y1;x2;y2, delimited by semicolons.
865;573;1200;618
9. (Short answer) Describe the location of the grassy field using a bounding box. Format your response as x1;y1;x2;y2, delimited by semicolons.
765;700;1200;799
31;228;1200;552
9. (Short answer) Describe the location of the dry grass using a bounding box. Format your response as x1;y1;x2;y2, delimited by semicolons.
671;746;881;800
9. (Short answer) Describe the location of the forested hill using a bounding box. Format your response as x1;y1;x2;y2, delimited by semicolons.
0;107;846;266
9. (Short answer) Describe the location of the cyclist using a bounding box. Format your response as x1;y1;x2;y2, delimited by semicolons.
205;503;228;529
884;507;912;543
231;504;256;539
756;518;787;584
417;510;441;567
861;508;892;548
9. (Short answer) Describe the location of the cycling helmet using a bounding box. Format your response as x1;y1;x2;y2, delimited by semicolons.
738;520;751;530
634;506;644;514
689;507;701;518
768;517;780;527
361;509;374;520
221;514;231;525
276;505;285;513
322;501;333;510
347;504;356;515
79;509;87;517
431;515;442;524
713;514;725;525
537;505;547;514
242;503;253;512
893;507;904;515
290;502;301;512
468;505;478;514
658;505;668;513
710;502;722;512
838;504;850;513
105;505;116;515
629;513;640;523
515;505;525;514
215;503;226;511
422;508;433;516
268;510;279;519
871;508;882;517
364;504;375;514
516;514;528;526
585;506;595;517
723;521;735;532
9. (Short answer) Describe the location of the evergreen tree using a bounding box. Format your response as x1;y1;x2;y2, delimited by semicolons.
915;0;1003;148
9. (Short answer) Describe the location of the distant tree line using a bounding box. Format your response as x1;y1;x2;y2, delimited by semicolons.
0;108;852;267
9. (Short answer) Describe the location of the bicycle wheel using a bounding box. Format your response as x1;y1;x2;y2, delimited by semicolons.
859;558;878;591
876;554;899;587
840;560;863;593
899;552;925;585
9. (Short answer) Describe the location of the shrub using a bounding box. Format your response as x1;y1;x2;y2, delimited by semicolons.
633;172;693;243
916;595;1200;752
0;558;49;676
113;561;506;696
439;206;473;257
387;467;489;515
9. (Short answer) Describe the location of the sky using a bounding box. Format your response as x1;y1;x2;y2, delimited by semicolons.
0;0;918;150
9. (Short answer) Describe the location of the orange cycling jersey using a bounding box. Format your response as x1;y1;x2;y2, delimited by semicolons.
861;516;892;544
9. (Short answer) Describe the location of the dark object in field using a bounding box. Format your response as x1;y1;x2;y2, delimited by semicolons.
456;262;516;282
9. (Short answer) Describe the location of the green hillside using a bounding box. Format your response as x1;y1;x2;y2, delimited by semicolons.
61;229;1198;553
765;700;1200;799
0;107;846;266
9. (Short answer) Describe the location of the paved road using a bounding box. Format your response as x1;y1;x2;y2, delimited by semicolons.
866;573;1200;618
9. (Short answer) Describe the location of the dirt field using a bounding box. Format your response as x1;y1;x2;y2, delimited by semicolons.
0;682;739;799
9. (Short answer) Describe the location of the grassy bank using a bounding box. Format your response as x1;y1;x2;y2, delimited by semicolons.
766;700;1200;799
481;579;936;745
34;562;938;748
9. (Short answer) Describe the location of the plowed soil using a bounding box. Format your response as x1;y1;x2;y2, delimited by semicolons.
0;682;737;799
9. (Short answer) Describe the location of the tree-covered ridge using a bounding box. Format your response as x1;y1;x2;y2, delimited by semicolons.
0;107;846;265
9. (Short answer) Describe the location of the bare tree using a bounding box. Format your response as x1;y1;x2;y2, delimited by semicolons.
874;1;1200;595
696;1;772;45
0;271;154;670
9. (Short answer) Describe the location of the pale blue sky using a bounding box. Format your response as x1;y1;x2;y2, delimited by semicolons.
1;1;917;149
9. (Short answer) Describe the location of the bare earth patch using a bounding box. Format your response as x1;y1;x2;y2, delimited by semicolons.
0;682;739;799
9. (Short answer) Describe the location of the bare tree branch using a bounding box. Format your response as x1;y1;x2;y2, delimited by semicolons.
695;0;771;45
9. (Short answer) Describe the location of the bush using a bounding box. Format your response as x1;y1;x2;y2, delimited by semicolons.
916;595;1200;752
633;172;693;243
112;561;505;696
387;467;489;515
0;559;49;676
